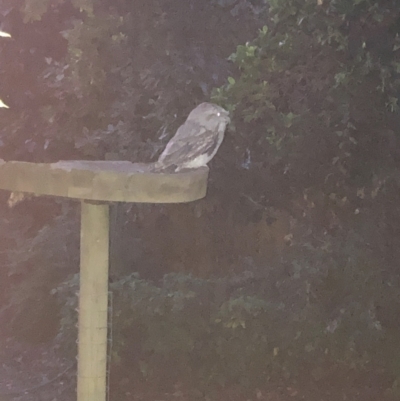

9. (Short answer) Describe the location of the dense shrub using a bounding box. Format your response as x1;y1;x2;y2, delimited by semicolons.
55;259;391;393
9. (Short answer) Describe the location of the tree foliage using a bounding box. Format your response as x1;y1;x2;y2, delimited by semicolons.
1;0;400;397
213;0;400;239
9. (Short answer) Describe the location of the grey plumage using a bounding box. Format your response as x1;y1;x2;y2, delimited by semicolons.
156;102;230;172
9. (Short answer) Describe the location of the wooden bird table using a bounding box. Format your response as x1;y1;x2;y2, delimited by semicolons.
0;159;209;401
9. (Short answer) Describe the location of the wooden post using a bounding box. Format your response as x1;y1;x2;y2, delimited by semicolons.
78;201;110;401
0;160;209;401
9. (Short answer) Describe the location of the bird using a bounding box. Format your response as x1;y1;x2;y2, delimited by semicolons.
155;102;230;172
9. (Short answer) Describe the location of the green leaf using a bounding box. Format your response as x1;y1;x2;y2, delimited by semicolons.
281;112;299;128
21;0;51;22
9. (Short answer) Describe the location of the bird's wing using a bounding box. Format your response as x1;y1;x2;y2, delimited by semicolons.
158;121;221;166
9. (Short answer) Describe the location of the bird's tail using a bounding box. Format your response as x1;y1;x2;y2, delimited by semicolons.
148;161;178;173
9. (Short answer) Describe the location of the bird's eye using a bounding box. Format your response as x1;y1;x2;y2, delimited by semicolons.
217;112;221;117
